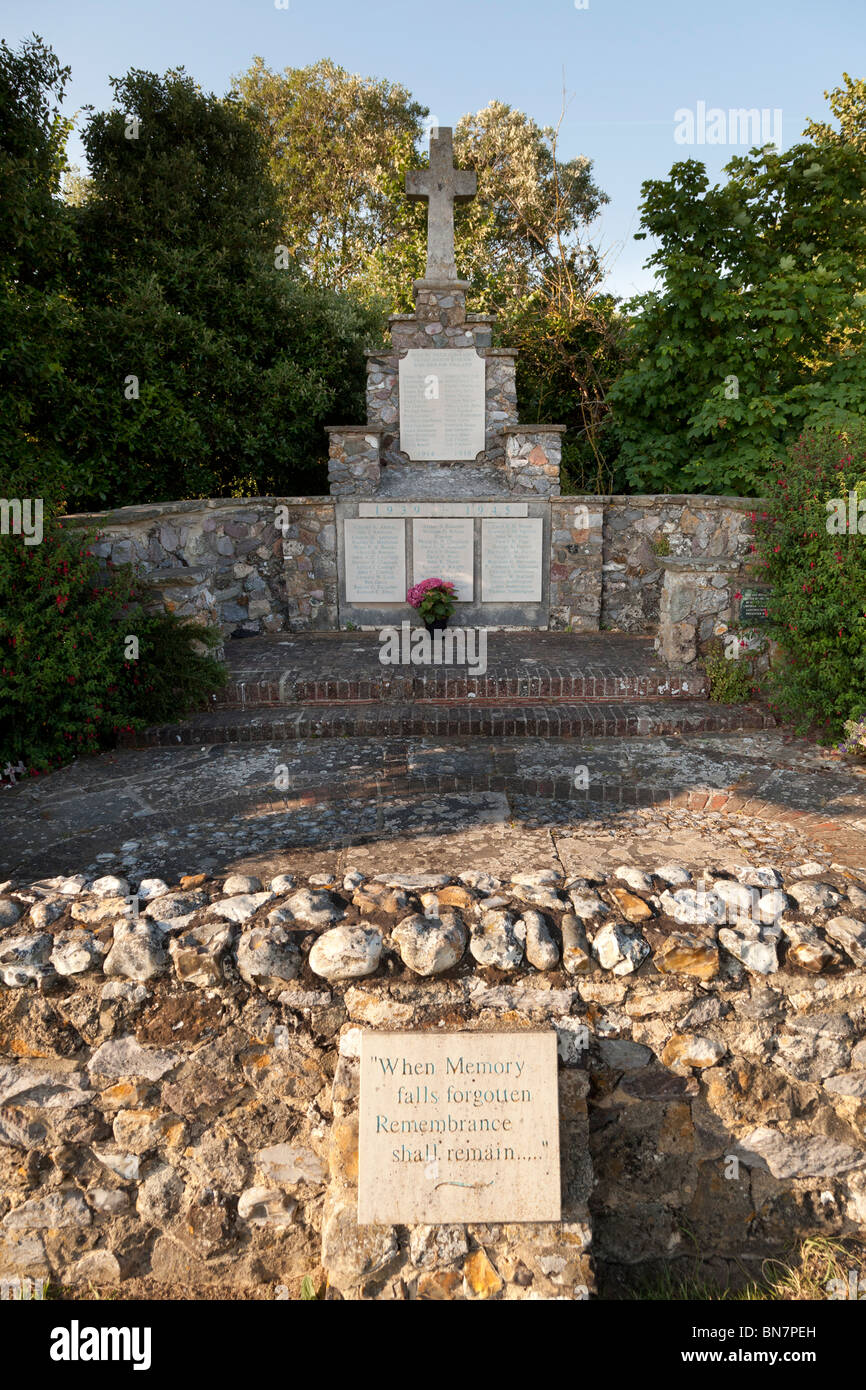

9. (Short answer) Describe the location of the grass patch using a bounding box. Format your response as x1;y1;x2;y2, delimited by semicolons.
621;1238;866;1301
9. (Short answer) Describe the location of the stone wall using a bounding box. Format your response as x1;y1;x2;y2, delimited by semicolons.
64;493;762;639
63;498;336;637
656;558;745;665
601;496;757;633
549;497;604;633
1;860;865;1299
326;429;383;497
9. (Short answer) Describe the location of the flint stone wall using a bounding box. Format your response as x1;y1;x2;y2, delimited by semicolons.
600;495;758;634
62;498;337;636
1;860;865;1299
63;494;763;638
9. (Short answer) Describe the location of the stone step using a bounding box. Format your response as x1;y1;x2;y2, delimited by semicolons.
213;631;708;708
216;668;708;708
125;699;774;748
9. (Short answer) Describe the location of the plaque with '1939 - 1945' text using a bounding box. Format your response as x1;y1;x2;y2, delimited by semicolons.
358;1031;560;1225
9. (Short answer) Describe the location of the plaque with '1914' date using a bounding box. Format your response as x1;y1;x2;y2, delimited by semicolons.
358;1031;560;1225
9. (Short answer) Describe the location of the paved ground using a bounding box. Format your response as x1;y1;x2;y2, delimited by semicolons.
3;730;865;886
5;633;862;888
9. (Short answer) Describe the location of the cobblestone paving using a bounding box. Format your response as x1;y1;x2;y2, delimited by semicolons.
3;731;864;886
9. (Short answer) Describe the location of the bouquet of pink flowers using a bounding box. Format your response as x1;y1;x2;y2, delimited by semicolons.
406;577;457;623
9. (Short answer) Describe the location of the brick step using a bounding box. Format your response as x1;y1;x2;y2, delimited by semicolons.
125;699;774;748
215;669;709;708
211;631;709;708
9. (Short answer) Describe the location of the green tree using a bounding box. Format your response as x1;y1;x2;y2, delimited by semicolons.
752;424;866;739
452;100;608;313
236;56;426;298
609;136;866;497
61;67;380;508
235;64;608;313
804;73;866;154
0;495;226;775
0;34;76;500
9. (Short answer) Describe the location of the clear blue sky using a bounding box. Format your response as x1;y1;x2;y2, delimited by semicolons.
3;0;863;299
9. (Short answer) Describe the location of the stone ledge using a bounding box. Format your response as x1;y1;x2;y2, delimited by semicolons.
62;497;332;526
660;556;745;573
503;424;567;434
568;494;769;509
325;425;387;435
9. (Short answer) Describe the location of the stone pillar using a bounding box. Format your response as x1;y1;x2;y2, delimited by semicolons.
504;427;565;496
656;557;744;664
388;292;495;351
279;503;338;631
365;354;399;429
326;427;384;497
485;350;519;434
549;497;604;632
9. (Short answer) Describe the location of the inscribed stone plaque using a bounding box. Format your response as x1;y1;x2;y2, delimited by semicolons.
481;518;544;602
739;587;772;623
359;501;527;518
398;349;486;461
358;1031;560;1225
412;518;474;601
344;518;406;602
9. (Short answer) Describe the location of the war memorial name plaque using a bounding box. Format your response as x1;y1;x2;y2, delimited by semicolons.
398;348;486;462
481;517;544;602
358;1031;560;1225
343;518;406;603
412;518;474;601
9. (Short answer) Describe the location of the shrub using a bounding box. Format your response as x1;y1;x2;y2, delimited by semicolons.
0;498;226;775
704;639;759;704
750;423;866;738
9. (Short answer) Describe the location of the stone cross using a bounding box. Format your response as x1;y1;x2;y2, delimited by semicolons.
405;126;476;283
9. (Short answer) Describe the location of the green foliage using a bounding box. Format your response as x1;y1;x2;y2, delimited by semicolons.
609;140;866;496
704;640;758;703
236;56;426;302
751;424;866;738
804;73;866;154
452;101;608;314
417;585;457;623
0;500;226;775
506;293;628;493
120;617;226;728
235;64;609;321
55;67;381;509
0;35;76;500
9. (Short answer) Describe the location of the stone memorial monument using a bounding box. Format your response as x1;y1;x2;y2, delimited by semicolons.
328;126;570;630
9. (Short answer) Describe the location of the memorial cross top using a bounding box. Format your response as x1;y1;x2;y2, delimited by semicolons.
405;126;476;283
